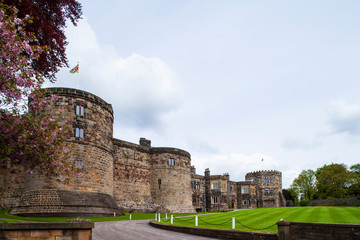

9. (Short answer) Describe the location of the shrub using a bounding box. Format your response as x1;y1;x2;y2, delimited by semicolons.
298;199;309;206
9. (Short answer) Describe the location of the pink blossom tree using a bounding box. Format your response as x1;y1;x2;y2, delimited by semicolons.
0;4;78;183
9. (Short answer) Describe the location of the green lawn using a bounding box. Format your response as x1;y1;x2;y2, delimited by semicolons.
2;207;360;234
0;209;193;223
160;207;360;233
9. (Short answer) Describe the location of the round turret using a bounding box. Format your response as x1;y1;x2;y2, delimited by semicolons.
10;88;120;216
150;148;196;213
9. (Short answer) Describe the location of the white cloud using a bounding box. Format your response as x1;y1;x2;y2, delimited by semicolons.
327;100;360;136
47;17;182;129
282;136;323;151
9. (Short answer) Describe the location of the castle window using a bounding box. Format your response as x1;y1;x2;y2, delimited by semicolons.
263;176;273;184
76;105;85;116
168;158;175;166
75;160;82;167
158;179;161;190
192;181;200;190
211;196;220;204
211;182;220;189
264;190;274;196
75;128;84;138
241;186;250;194
243;200;250;205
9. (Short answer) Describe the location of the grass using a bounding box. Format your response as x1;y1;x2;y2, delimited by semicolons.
160;207;360;233
0;209;195;223
2;207;360;234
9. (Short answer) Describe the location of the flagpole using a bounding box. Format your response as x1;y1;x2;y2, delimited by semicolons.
77;62;80;90
70;62;80;89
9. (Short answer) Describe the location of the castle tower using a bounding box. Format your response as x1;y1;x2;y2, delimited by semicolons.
10;88;121;216
150;148;196;213
245;170;285;208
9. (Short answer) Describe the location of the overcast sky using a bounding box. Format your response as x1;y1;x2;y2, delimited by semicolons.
46;0;360;188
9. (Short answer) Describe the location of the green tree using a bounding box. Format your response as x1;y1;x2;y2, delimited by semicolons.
291;169;316;200
316;163;352;199
348;164;360;196
283;188;298;205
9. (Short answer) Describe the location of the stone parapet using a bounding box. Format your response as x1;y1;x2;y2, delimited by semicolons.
0;222;94;240
44;87;113;116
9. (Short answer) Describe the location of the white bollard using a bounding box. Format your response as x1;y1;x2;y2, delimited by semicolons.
166;213;168;219
171;215;173;225
114;212;116;217
155;214;157;221
232;217;235;230
195;215;198;227
158;213;161;223
130;214;132;220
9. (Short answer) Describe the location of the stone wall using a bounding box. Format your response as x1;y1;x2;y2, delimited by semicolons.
308;196;360;206
43;88;115;196
150;149;195;213
7;88;120;216
245;170;285;208
113;139;154;212
0;222;93;240
150;221;278;240
191;173;205;212
277;220;360;240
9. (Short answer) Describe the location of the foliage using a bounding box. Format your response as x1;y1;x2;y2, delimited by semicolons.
0;4;77;182
3;0;82;82
348;164;360;196
298;199;309;206
282;188;297;205
316;163;353;199
291;169;316;200
350;164;360;177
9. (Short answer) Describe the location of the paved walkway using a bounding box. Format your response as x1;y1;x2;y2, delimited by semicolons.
93;220;218;240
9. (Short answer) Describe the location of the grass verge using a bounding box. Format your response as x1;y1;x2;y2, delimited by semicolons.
159;207;360;233
0;209;196;223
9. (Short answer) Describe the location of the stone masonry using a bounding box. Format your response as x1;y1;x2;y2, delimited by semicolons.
0;87;285;215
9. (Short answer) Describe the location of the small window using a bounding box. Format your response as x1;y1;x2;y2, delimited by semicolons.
264;190;274;196
75;128;84;138
211;196;220;204
241;186;250;194
168;158;175;166
263;176;273;184
75;160;82;167
211;182;220;189
158;179;161;190
76;105;85;116
243;200;249;205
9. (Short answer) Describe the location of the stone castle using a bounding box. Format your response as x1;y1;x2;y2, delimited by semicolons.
0;88;285;216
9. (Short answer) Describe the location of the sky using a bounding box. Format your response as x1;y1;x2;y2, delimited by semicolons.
46;0;360;188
